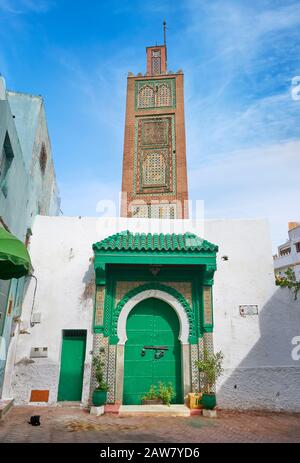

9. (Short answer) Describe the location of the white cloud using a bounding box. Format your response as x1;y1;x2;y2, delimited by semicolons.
0;0;53;14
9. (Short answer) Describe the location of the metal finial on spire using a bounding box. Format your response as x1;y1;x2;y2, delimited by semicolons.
163;19;167;46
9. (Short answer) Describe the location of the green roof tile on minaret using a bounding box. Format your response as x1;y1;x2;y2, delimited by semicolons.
93;231;218;254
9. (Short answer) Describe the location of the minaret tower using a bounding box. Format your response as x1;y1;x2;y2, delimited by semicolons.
121;23;189;219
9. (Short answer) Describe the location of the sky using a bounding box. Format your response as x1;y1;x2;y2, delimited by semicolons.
0;0;299;250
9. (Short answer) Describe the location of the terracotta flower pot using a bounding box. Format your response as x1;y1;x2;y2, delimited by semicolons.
92;390;107;406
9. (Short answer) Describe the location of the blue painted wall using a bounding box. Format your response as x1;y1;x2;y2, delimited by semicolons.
0;76;61;394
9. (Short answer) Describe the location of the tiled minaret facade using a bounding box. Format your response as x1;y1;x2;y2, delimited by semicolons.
121;43;189;219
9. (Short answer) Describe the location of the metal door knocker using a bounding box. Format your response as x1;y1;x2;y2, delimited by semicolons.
141;346;168;359
154;350;165;360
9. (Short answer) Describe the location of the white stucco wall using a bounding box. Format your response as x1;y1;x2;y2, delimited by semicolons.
5;216;300;410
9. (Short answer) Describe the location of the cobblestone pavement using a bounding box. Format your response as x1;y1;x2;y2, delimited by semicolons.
0;406;300;443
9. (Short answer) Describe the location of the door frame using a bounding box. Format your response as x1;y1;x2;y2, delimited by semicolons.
115;289;191;404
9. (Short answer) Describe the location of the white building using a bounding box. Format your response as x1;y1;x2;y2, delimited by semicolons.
273;222;300;280
2;216;300;412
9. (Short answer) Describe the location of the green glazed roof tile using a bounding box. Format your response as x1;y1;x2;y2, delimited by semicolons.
93;230;218;254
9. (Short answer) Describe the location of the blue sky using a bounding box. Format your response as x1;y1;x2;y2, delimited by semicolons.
0;0;299;250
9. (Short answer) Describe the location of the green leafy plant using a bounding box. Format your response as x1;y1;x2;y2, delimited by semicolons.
142;385;159;401
158;382;175;406
276;268;300;301
93;355;109;392
196;350;224;394
142;382;175;406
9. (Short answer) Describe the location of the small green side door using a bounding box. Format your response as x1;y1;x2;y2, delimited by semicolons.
123;298;182;405
57;330;86;401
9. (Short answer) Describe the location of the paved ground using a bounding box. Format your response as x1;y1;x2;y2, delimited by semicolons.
0;406;300;443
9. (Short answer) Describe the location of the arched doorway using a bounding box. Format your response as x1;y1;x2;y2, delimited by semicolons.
123;297;182;405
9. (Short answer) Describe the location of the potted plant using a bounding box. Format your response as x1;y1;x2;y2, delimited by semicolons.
196;350;224;410
92;355;109;406
141;385;163;405
157;382;175;406
142;382;175;406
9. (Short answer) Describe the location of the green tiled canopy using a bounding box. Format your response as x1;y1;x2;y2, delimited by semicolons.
93;230;218;254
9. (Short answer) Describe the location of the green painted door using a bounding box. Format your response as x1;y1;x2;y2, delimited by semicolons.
123;298;182;405
57;330;86;401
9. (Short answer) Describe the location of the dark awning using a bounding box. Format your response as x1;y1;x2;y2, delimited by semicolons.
0;227;32;280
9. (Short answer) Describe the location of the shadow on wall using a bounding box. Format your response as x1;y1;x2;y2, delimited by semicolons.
217;287;300;411
81;259;96;305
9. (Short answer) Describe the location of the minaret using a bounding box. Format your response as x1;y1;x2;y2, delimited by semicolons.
121;25;189;219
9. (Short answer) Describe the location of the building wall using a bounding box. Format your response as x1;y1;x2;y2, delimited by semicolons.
6;216;300;410
0;77;60;395
274;225;300;280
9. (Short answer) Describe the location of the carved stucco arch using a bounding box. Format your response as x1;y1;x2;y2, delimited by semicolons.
113;283;196;345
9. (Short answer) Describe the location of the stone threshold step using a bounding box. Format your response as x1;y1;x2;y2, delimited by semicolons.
56;401;84;408
0;399;14;420
119;404;190;417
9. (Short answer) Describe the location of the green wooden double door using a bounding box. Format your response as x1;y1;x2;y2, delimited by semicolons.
123;298;183;405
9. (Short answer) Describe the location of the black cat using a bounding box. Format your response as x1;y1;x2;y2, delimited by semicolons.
28;415;41;426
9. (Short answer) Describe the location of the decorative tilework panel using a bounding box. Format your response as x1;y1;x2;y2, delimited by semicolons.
198;337;204;361
191;343;200;392
142;119;168;145
157;83;172;107
138;85;155;108
203;332;215;392
164;281;192;307
142;151;167;187
203;286;213;325
152;55;161;75
204;332;214;355
89;334;109;405
107;345;117;403
133;114;176;197
115;281;148;307
115;281;192;310
136;79;175;110
131;203;176;219
95;286;105;326
198;337;205;392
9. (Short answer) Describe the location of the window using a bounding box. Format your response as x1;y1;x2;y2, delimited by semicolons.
136;79;174;110
39;143;47;175
138;85;155;108
279;247;291;256
142;152;166;187
0;132;14;197
156;83;172;107
152;50;161;75
295;242;300;253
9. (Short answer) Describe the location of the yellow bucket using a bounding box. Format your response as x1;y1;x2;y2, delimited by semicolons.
188;392;203;409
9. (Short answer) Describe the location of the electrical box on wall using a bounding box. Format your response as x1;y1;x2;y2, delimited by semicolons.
30;347;48;358
31;312;41;324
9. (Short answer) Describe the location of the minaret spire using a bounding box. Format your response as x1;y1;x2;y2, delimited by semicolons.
163;19;167;70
